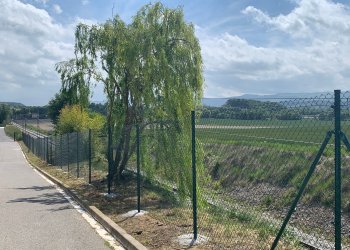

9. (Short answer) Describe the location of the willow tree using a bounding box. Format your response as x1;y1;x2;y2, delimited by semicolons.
56;2;203;193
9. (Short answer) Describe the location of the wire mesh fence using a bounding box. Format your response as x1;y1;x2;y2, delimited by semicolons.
18;90;350;249
132;116;196;247
196;93;336;249
340;91;350;250
13;118;54;134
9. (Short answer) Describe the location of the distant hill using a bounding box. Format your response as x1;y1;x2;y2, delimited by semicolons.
0;102;25;108
202;92;331;107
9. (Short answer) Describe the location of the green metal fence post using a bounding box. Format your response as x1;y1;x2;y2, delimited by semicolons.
49;137;52;164
136;124;141;213
38;138;40;158
39;138;41;159
89;129;92;184
107;129;112;194
42;138;44;160
76;131;79;178
52;134;58;166
60;134;63;169
67;133;70;173
41;138;44;159
334;89;342;250
13;132;15;141
37;138;39;156
46;137;49;163
40;138;42;159
191;110;198;240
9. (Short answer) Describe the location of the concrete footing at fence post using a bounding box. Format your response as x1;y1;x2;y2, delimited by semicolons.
102;192;118;198
120;210;148;218
176;233;208;247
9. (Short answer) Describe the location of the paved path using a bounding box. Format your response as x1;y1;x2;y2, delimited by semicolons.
0;127;120;250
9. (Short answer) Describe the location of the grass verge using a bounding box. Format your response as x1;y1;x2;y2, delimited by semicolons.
4;125;22;140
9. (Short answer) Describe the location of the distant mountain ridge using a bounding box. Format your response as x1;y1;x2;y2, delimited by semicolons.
202;92;331;107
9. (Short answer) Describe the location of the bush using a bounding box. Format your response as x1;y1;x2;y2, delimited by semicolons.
56;105;105;134
4;125;22;141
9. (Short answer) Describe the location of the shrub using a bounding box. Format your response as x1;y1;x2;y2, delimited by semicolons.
56;105;105;134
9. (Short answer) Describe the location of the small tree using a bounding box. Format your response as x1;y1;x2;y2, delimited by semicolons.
56;2;203;194
0;104;11;125
56;104;105;134
48;88;88;124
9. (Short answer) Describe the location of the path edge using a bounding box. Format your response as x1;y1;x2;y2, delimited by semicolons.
18;142;148;250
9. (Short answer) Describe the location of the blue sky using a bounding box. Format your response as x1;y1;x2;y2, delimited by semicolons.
1;0;350;105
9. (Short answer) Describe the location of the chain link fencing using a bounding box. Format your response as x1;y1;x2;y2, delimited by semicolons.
131;116;196;247
18;90;350;249
197;93;335;249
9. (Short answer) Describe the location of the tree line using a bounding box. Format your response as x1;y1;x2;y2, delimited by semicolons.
201;99;338;120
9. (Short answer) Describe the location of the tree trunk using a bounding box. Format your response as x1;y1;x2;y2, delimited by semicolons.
113;110;132;182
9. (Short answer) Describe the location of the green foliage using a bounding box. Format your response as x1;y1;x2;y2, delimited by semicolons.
201;99;329;120
56;2;204;195
55;60;90;109
4;125;22;140
13;106;48;119
89;103;107;116
56;105;105;134
276;110;302;120
89;112;106;130
48;90;84;124
202;99;285;120
0;104;11;125
224;99;285;111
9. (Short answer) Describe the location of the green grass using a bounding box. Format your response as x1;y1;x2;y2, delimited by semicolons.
198;119;335;147
198;118;333;127
196;118;350;209
4;125;22;141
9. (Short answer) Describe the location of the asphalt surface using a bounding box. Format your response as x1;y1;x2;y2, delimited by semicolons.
0;127;111;250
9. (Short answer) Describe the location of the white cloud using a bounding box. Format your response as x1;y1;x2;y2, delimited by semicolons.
242;0;350;39
53;4;62;14
198;0;350;97
2;0;350;103
199;32;304;82
0;0;94;105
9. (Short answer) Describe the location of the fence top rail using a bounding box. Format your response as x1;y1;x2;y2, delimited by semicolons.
11;122;47;139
